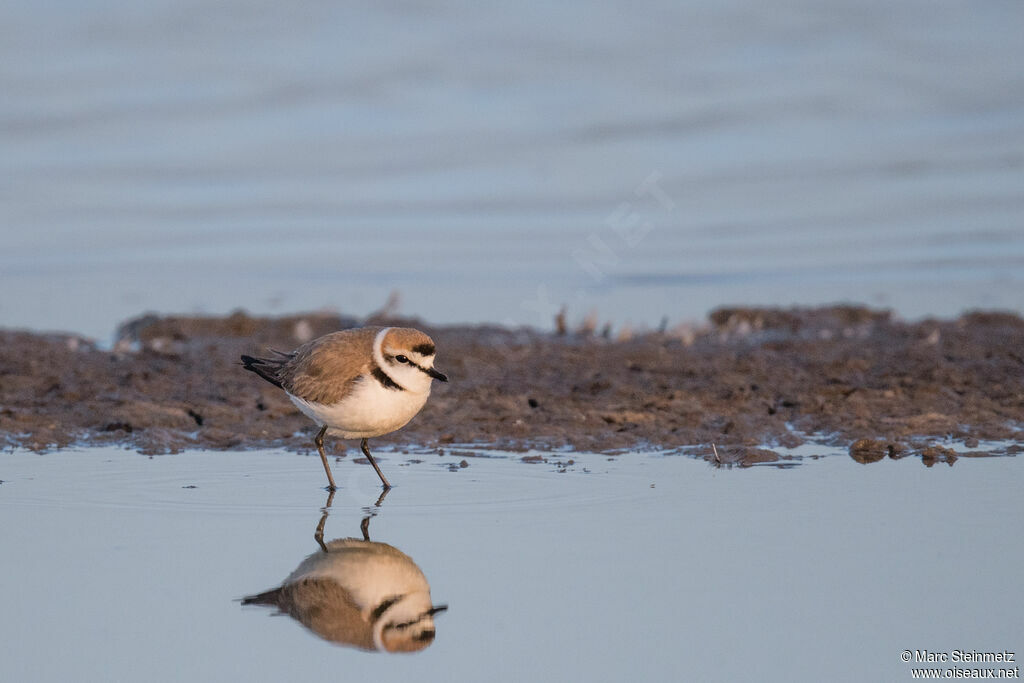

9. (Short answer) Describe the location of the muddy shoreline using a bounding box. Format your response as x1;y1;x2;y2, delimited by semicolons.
1;306;1022;466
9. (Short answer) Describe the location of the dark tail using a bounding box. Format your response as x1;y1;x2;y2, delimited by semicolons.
241;587;284;607
240;354;286;389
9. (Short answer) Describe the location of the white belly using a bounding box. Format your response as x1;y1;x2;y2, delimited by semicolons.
288;376;430;439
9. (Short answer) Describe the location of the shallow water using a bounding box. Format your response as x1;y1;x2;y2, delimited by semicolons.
0;448;1019;682
3;1;1024;340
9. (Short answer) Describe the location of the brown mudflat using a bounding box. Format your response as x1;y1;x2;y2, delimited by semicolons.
2;306;1021;467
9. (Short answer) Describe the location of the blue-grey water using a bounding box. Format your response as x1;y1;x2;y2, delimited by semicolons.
2;1;1024;340
0;448;1020;682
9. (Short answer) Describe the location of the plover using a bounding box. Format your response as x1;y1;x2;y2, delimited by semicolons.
241;326;447;490
242;536;446;652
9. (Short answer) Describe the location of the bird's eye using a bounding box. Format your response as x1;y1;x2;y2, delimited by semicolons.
395;355;409;364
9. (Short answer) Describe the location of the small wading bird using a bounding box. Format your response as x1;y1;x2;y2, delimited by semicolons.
241;327;447;490
242;491;447;652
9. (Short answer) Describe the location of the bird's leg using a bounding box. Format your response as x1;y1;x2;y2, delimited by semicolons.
314;425;337;491
361;438;391;490
314;489;335;553
358;487;390;541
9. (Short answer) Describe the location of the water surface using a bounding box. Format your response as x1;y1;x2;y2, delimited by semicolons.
2;1;1023;339
0;448;1019;682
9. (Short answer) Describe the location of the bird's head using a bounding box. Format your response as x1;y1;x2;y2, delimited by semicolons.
376;598;448;653
378;328;447;391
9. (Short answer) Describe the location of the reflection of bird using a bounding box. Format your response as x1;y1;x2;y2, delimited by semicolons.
241;327;447;490
243;538;446;652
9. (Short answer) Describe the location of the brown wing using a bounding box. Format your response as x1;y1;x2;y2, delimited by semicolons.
280;327;383;405
276;578;376;650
